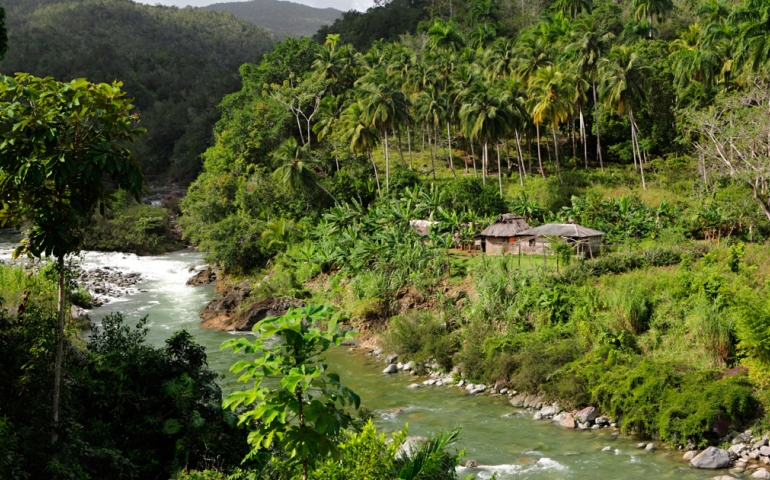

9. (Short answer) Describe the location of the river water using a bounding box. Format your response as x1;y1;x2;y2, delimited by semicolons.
0;233;721;479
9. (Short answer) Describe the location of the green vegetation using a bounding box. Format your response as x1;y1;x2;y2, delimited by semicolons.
84;191;184;255
0;0;273;183
207;0;342;39
176;0;770;452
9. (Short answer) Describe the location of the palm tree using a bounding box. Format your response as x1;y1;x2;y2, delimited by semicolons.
668;23;721;105
414;84;445;180
261;217;295;250
632;0;674;38
459;77;512;194
427;19;466;53
360;74;410;194
601;46;648;189
527;65;577;184
340;101;381;195
271;137;337;202
731;0;770;72
567;15;614;170
553;0;592;19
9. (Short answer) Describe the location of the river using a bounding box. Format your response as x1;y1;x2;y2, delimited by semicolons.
0;234;721;479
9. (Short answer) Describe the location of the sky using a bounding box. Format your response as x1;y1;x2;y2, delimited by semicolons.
134;0;374;12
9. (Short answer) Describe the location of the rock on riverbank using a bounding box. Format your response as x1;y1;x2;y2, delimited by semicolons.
197;280;304;331
75;266;143;306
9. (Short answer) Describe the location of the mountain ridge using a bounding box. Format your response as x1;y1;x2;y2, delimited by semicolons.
206;0;343;38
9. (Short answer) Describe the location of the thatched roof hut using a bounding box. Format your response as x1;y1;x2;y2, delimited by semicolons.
479;214;531;238
478;214;532;254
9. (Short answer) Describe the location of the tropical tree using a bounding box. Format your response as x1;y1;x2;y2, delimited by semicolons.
459;77;511;194
527;65;577;184
568;15;614;170
0;8;7;61
360;73;410;194
632;0;674;38
553;0;592;20
222;305;360;480
601;46;648;189
0;74;145;443
272;137;337;202
340;101;381;195
427;18;465;53
668;23;722;106
731;0;770;72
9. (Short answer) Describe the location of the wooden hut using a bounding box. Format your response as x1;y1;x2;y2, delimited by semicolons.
515;222;605;256
478;214;532;254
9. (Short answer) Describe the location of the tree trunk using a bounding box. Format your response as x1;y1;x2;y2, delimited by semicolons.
407;123;413;170
296;386;308;480
592;80;604;171
52;255;65;444
446;121;457;179
579;105;588;168
383;128;390;194
429;128;437;180
536;124;545;178
514;129;525;186
470;141;477;177
482;141;488;186
629;109;646;190
496;143;503;196
571;117;577;159
552;125;563;184
396;127;406;168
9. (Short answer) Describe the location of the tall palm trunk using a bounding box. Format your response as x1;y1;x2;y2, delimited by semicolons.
514;129;525;186
396;128;406;168
571;117;577;158
470;141;478;177
579;104;588;168
429;127;437;180
629;109;647;190
52;255;65;444
592;80;604;171
551;125;563;185
446;121;457;179
496;143;503;196
482;141;488;186
382;128;390;194
536;124;545;178
407;123;413;170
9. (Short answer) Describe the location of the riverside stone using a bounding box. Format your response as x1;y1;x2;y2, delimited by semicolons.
404;361;416;371
559;414;576;428
761;446;770;456
595;416;610;426
540;404;560;417
645;443;656;451
533;412;543;420
470;386;486;394
383;364;398;374
690;447;732;469
576;406;597;423
396;436;427;460
752;468;770;479
683;451;698;461
729;443;747;455
407;384;422;389
385;354;398;364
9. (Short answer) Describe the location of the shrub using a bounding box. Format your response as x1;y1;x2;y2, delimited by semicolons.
442;177;507;216
383;311;456;369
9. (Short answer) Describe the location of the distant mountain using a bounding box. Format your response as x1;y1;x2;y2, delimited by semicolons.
0;0;274;183
206;0;342;39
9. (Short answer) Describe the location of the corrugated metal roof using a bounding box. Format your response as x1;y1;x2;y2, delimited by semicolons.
516;223;605;238
480;214;531;237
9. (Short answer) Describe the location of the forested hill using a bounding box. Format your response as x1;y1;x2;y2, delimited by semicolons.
206;0;342;39
0;0;274;183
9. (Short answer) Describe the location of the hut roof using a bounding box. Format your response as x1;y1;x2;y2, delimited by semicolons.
480;214;531;237
517;223;605;238
409;220;437;237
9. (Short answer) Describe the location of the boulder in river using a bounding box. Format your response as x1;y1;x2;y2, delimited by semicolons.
383;364;398;374
396;436;427;460
186;265;218;285
559;414;576;428
576;406;597;423
753;469;770;479
690;446;731;469
683;450;698;461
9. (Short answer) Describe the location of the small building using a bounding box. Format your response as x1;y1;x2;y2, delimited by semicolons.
515;222;605;256
478;214;532;254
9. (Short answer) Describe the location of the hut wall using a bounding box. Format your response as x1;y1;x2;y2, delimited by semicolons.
483;236;603;256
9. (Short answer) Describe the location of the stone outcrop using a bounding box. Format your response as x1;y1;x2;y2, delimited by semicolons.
199;281;304;331
690;446;732;469
186;265;218;285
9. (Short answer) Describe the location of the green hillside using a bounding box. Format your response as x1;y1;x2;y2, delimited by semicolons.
0;0;274;183
207;0;342;39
